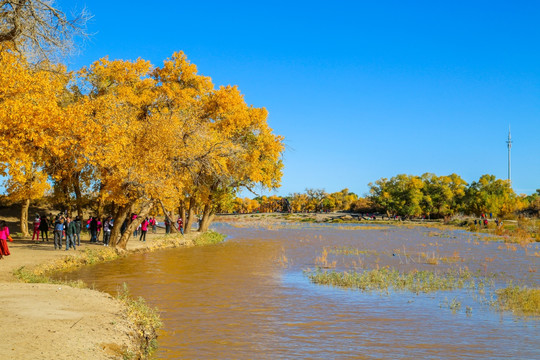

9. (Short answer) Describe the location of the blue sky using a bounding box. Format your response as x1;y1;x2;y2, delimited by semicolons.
57;0;539;197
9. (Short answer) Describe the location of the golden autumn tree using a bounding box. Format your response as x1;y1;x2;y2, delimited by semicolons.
192;85;284;232
76;56;161;248
0;46;67;235
149;51;215;234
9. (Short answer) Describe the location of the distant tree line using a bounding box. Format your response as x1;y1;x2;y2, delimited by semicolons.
228;174;540;219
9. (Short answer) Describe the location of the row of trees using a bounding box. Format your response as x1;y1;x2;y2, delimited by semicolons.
227;174;539;219
368;173;532;219
0;2;284;248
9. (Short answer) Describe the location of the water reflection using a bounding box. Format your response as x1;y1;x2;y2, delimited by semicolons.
65;224;539;359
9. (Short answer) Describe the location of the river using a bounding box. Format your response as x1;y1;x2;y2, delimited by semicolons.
63;222;539;359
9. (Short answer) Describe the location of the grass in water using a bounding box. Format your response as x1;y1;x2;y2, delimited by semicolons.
116;283;163;359
496;285;540;315
328;246;378;256
305;267;475;294
193;230;226;245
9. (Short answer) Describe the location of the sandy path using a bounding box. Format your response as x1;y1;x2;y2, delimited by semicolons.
0;283;135;360
0;230;185;359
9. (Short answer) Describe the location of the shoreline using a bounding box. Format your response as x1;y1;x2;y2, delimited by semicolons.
0;230;202;360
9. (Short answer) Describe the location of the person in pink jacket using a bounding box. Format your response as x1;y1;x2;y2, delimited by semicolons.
0;220;12;259
139;217;149;242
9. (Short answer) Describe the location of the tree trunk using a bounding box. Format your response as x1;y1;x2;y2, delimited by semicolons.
116;200;153;250
184;197;196;234
180;201;186;231
20;198;30;236
110;203;133;248
198;203;214;232
73;173;83;219
95;182;105;219
62;183;72;217
159;200;178;233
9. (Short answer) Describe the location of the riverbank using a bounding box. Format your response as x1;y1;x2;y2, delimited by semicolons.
0;230;202;359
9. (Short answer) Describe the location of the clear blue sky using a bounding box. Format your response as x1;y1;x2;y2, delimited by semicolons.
58;0;539;197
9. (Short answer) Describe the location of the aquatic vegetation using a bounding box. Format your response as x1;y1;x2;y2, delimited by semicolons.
442;297;462;312
315;248;336;268
305;267;476;294
193;230;227;245
496;285;540;315
328;246;378;256
117;283;163;358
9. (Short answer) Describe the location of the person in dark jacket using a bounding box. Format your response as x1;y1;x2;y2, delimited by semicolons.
65;217;76;250
103;216;113;246
89;216;98;243
39;215;49;242
73;216;82;246
120;218;128;235
53;217;64;250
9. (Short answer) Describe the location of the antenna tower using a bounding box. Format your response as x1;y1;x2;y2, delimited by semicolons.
506;126;512;182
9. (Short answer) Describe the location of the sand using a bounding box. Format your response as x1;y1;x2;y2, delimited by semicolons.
0;231;189;360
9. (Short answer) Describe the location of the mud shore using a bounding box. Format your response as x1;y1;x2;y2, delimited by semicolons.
0;231;195;360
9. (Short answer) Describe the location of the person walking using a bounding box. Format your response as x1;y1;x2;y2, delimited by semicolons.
177;216;184;235
65;217;76;251
131;214;138;237
53;217;64;250
150;217;157;234
96;217;102;240
89;216;98;243
73;216;82;246
139;217;149;242
39;215;49;242
164;217;170;234
103;216;113;246
120;218;128;235
32;214;41;243
0;220;12;259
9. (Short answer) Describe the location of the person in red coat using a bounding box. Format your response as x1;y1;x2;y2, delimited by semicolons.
0;220;12;259
32;214;41;242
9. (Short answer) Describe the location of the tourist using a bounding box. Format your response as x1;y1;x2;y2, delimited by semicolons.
65;217;76;251
132;213;139;237
54;217;64;250
96;217;102;239
139;217;149;242
39;214;49;242
74;216;82;246
177;216;184;235
0;220;12;259
120;218;128;235
32;214;41;243
150;217;157;233
164;217;171;234
89;216;98;243
103;216;113;246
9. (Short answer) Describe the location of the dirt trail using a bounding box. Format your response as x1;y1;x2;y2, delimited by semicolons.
0;231;188;359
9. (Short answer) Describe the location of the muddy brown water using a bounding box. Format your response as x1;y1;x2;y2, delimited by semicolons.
62;223;539;359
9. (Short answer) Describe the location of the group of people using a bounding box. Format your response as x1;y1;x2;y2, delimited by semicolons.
30;213;83;250
0;211;193;258
85;216;114;246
